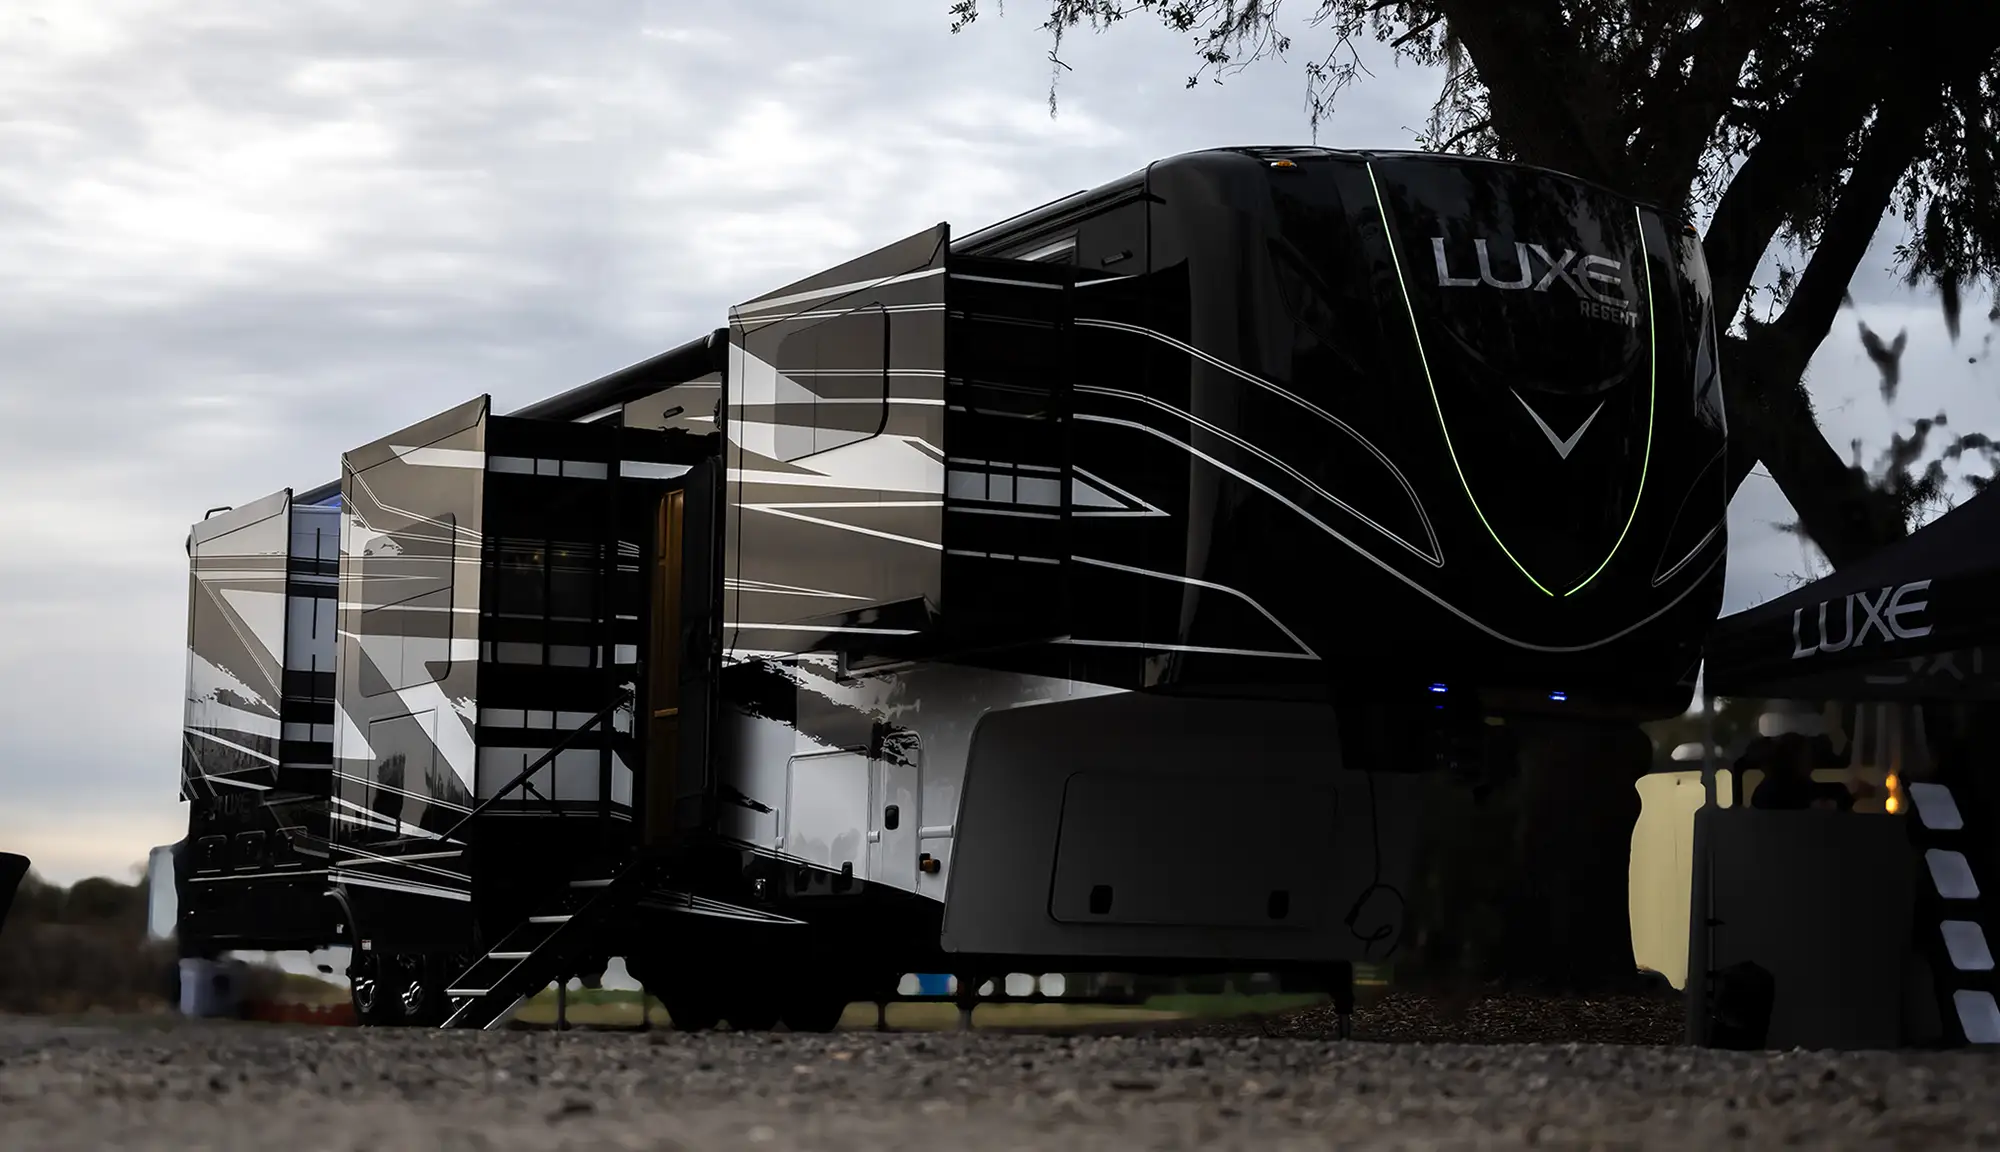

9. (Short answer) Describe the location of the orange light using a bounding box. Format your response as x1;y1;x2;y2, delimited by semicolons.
1269;159;1299;169
1886;796;1901;814
1886;773;1900;792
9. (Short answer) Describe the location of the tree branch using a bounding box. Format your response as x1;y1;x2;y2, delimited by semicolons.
1435;114;1493;153
1430;0;1623;182
1630;0;1781;206
1702;0;1920;327
1725;48;1972;565
1769;109;1938;363
1391;11;1445;50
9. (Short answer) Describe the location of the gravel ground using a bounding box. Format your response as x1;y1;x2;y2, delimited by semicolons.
2;1012;1996;1151
1178;992;1689;1047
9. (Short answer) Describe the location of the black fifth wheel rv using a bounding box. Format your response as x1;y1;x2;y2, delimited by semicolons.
170;146;1727;1030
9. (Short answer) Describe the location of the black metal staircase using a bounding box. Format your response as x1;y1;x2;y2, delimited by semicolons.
432;687;657;1031
1905;774;2000;1046
440;862;660;1030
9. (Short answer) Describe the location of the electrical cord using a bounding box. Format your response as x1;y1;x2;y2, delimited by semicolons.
1340;709;1407;962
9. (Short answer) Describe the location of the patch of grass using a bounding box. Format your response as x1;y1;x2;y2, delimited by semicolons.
513;997;655;1027
1140;991;1329;1017
538;986;647;1006
272;972;349;1005
510;995;1192;1030
511;985;1351;1031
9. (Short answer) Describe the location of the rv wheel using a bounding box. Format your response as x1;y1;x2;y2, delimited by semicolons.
627;957;721;1031
779;989;849;1034
349;951;395;1026
659;990;723;1032
390;954;447;1026
724;997;781;1032
721;971;781;1031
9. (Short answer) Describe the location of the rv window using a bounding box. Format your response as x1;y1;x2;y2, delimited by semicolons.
1017;236;1078;264
763;302;891;463
546;543;597;623
354;510;458;695
359;585;455;696
945;460;1062;508
492;543;545;619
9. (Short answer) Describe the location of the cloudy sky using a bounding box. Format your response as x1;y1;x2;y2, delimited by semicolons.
2;1;1993;885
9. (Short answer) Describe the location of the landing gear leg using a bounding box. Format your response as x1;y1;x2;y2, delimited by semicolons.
875;1001;889;1032
556;978;569;1032
1326;962;1357;1040
954;975;981;1032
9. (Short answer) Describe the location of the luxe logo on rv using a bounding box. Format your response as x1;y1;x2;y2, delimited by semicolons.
1431;237;1637;327
1790;579;1934;660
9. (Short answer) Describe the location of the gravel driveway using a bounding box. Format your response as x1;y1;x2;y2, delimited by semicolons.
1;1013;1993;1150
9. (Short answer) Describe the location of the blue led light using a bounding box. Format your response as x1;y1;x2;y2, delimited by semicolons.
1549;691;1568;702
1428;683;1448;694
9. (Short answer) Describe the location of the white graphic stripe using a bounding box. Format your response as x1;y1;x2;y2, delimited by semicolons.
1070;555;1318;659
1074;317;1441;564
1053;637;1319;660
1076;412;1722;654
1077;383;1442;568
734;265;947;319
1511;391;1605;459
740;505;941;551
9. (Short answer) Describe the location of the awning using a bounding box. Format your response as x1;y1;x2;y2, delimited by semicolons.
1704;487;2000;701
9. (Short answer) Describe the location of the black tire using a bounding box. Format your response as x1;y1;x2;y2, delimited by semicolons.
349;951;398;1026
780;989;849;1034
721;967;782;1031
628;957;722;1032
724;996;781;1032
661;990;724;1032
388;954;449;1026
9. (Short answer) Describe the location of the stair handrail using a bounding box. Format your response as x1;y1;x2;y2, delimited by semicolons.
438;687;633;844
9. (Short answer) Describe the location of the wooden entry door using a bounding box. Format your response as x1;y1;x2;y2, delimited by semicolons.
643;489;684;846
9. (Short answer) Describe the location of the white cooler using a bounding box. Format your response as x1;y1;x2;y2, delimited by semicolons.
178;957;249;1018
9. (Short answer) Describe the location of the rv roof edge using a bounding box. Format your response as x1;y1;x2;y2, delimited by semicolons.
293;478;341;506
508;327;728;423
288;326;728;504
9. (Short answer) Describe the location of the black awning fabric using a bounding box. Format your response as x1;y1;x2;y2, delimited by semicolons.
1704;487;2000;701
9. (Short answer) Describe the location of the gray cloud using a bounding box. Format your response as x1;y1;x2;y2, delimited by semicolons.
1;0;1985;881
0;0;1449;880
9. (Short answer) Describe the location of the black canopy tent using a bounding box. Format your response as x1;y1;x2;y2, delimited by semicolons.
1704;485;2000;702
1695;485;2000;1051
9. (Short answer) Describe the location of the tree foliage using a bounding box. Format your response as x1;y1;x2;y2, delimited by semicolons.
0;868;177;1015
952;0;2000;564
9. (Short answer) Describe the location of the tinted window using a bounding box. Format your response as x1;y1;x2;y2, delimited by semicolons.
759;302;890;462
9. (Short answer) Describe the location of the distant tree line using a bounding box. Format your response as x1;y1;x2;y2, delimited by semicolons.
0;867;179;1014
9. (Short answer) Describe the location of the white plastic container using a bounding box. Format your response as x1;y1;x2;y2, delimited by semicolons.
145;844;178;943
178;957;248;1018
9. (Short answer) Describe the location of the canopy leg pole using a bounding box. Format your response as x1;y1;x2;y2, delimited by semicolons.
1687;682;1718;1046
1701;688;1719;808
